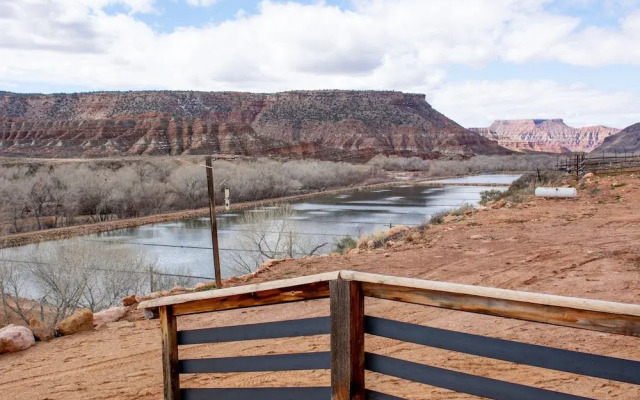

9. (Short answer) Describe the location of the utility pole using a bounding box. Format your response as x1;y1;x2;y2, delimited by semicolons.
206;156;222;288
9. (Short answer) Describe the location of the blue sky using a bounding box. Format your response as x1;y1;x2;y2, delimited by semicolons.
1;0;639;128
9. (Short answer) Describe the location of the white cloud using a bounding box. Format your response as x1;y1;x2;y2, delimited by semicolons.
543;11;640;65
184;0;223;6
431;80;640;128
0;0;639;127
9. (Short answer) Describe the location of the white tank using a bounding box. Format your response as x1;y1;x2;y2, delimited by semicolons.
534;187;577;198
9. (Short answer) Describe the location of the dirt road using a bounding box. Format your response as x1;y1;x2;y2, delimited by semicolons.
1;173;639;399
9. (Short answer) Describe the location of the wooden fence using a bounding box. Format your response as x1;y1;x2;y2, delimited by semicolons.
138;270;640;400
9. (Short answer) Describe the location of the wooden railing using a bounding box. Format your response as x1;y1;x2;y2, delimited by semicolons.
138;270;640;400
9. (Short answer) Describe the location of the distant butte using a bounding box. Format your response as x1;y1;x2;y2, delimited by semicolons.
470;119;620;153
592;122;640;154
0;90;509;160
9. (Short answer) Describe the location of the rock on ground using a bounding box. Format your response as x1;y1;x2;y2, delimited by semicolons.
56;309;94;336
121;294;137;307
29;318;55;342
93;307;129;328
0;325;35;354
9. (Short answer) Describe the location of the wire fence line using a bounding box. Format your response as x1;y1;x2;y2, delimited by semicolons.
0;257;216;281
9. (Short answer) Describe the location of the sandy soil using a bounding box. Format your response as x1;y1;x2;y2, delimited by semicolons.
1;173;639;399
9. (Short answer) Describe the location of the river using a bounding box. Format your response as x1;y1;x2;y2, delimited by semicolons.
1;174;520;285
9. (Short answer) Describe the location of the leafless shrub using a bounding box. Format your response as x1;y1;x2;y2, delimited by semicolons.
449;203;475;216
368;154;558;175
0;157;381;235
16;240;157;326
228;204;328;274
151;267;198;292
0;261;37;325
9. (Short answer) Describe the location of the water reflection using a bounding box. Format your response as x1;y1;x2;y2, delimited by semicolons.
2;175;519;281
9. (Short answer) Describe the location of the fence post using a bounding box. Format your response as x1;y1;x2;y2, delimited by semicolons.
205;156;222;289
330;279;365;400
159;306;180;400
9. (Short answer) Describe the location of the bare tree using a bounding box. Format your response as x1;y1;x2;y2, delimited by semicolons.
228;205;328;274
24;173;50;230
29;240;156;322
0;179;28;233
0;157;381;234
0;261;37;325
167;165;208;209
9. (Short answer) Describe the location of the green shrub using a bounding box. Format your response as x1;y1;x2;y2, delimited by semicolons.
334;237;357;253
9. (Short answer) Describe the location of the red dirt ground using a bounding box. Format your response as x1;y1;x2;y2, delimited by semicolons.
0;173;639;399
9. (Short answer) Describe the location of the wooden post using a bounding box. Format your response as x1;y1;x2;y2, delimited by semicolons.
159;306;180;400
205;156;222;289
330;279;365;400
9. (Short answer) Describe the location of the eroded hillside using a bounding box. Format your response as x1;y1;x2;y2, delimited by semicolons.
471;119;619;153
0;91;508;160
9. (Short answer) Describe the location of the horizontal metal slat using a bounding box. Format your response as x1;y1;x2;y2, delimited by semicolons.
181;387;330;400
179;352;330;374
178;316;330;345
365;389;407;400
365;353;595;400
365;316;640;385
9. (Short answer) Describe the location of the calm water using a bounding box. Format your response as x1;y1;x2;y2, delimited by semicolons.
2;174;519;282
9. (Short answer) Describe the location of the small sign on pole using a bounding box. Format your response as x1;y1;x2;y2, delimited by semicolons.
224;187;230;211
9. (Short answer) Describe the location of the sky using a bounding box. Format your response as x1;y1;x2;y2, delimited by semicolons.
1;0;639;128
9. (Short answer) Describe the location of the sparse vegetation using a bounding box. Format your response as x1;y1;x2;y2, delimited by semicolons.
449;203;475;216
426;204;476;226
1;240;155;328
479;170;566;205
0;158;382;235
479;189;505;205
334;237;357;254
429;211;448;224
227;204;329;274
368;154;557;175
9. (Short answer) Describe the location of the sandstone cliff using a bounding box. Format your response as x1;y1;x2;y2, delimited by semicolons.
0;90;508;160
592;123;640;154
470;119;619;153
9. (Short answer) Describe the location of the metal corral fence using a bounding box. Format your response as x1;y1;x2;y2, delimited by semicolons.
139;270;640;400
558;152;640;177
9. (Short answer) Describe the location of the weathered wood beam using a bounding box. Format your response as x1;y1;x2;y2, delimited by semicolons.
139;271;340;310
172;281;331;316
330;279;365;400
159;306;180;400
341;271;640;337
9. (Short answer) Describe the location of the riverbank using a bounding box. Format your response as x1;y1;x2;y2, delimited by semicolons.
0;171;524;250
0;179;409;249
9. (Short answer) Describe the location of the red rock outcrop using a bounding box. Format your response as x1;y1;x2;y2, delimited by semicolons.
0;90;508;160
470;119;620;153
